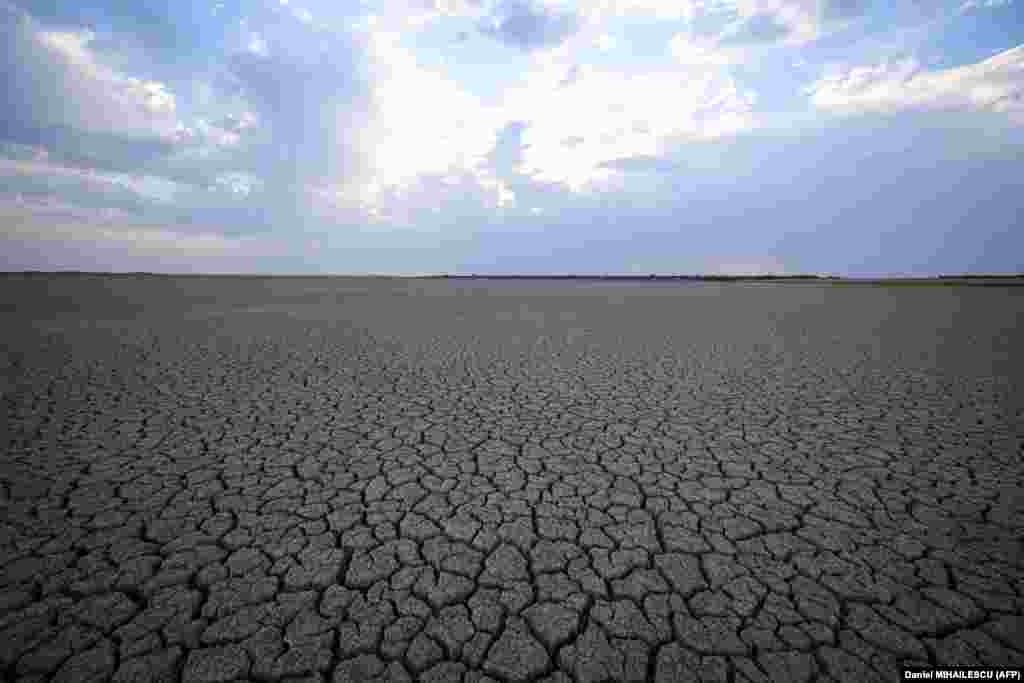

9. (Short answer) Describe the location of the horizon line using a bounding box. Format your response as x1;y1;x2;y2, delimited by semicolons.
3;271;1024;280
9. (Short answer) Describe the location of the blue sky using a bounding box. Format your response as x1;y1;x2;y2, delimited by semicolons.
1;0;1022;275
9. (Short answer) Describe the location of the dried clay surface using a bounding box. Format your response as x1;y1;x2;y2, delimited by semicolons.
1;275;1022;682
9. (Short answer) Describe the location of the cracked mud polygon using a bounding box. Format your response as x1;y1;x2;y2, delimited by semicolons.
2;275;1022;682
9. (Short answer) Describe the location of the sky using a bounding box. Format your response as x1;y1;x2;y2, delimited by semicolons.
1;0;1022;276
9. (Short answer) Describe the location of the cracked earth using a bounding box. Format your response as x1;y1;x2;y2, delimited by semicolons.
1;275;1022;683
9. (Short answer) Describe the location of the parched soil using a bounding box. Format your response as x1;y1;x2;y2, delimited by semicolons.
1;275;1022;682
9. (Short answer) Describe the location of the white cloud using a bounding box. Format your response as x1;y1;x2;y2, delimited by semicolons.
366;32;502;183
0;154;185;207
0;1;255;186
478;0;582;51
302;29;509;215
362;0;484;32
581;0;703;21
174;112;260;150
959;0;1013;12
0;145;275;243
247;33;269;56
744;0;817;42
500;60;758;189
22;25;180;139
806;46;1024;124
669;35;742;65
668;0;872;66
383;0;719;25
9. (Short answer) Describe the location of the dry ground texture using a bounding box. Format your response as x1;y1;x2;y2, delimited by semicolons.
1;275;1022;683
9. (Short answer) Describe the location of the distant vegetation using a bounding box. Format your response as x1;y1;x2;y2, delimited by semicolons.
423;274;833;281
420;274;1024;285
824;275;1024;286
3;272;1022;284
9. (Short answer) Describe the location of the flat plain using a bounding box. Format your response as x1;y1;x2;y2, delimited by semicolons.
1;274;1022;682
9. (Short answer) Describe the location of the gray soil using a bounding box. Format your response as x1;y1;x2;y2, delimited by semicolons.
1;275;1022;682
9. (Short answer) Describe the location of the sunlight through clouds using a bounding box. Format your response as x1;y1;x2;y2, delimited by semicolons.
363;30;502;190
501;61;758;189
1;0;1022;273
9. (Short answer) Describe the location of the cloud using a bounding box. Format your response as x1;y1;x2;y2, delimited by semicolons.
478;0;581;51
0;191;298;272
0;142;287;240
223;23;373;191
579;1;699;21
0;194;240;252
294;27;512;220
2;0;511;240
669;37;740;66
515;110;1024;275
958;0;1013;12
0;3;179;141
806;45;1024;124
0;1;202;180
364;31;501;183
398;0;486;23
500;61;758;189
597;155;680;173
3;0;243;59
173;112;259;152
750;0;872;40
486;121;530;177
669;0;874;65
717;12;793;45
5;0;1021;277
208;9;510;221
821;0;873;21
0;147;202;226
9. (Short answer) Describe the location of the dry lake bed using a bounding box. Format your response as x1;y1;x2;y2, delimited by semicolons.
1;275;1022;682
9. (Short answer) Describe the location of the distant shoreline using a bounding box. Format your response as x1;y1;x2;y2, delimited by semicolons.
2;272;1023;285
